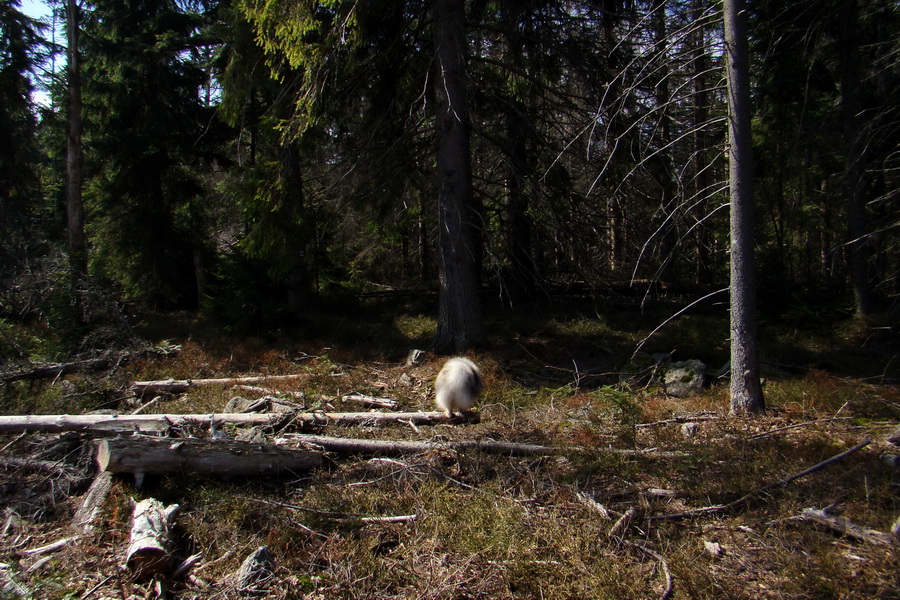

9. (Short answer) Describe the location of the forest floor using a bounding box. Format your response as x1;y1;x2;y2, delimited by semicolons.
1;293;898;599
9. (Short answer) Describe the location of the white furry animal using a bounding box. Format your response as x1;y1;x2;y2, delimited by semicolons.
434;357;483;418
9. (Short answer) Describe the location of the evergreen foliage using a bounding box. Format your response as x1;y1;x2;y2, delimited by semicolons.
1;0;897;342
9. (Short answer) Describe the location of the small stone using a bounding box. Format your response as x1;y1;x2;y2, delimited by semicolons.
704;540;724;557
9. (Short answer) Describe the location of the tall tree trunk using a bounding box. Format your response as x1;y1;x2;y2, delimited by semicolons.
690;0;713;285
432;0;483;353
724;0;764;415
66;0;86;278
840;0;874;316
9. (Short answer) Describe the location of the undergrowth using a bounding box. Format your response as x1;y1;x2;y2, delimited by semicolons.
0;301;897;599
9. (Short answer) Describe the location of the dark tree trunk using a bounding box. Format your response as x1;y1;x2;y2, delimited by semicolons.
724;0;764;415
432;0;483;353
66;0;86;278
840;0;874;316
690;0;713;285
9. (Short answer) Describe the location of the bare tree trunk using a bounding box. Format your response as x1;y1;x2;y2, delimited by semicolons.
66;0;86;278
840;0;874;316
432;0;484;353
724;0;764;415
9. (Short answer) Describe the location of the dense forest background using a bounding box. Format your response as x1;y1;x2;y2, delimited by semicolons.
1;0;898;349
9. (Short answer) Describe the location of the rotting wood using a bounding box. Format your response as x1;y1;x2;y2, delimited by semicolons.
0;410;469;434
73;471;114;533
792;507;894;546
230;546;275;592
96;437;322;476
650;439;872;521
131;374;310;396
126;498;180;582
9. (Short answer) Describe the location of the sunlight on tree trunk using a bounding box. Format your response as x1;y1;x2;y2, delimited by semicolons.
724;0;764;415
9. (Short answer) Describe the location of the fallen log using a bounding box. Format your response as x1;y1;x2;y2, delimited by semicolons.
288;434;557;457
286;435;685;459
73;471;114;533
96;437;322;476
131;374;310;396
0;410;473;434
0;412;281;434
126;498;180;581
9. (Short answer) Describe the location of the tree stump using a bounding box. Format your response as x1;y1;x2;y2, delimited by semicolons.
126;498;180;581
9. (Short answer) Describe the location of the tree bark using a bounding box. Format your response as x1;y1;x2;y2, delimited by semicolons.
96;437;322;476
73;471;114;533
66;0;87;278
126;498;180;581
0;411;471;434
432;0;484;353
840;0;874;316
724;0;764;415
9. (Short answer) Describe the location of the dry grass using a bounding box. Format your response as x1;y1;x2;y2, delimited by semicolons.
1;306;898;599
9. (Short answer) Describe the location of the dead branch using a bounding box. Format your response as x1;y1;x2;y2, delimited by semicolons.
342;393;400;410
608;507;636;538
233;384;306;400
624;541;674;600
288;434;556;457
747;417;853;440
650;439;872;521
130;374;309;396
0;455;80;478
0;346;177;383
635;415;722;428
22;536;78;555
791;507;894;546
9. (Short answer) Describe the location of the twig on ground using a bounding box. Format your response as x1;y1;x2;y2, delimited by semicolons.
651;439;872;521
791;507;894;546
624;541;674;600
747;417;853;440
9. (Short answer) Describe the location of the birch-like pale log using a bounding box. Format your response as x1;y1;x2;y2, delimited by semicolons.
126;498;180;581
96;437;322;476
131;374;310;395
0;410;473;434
